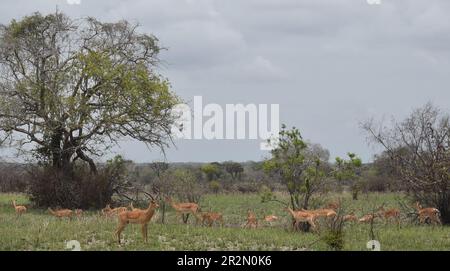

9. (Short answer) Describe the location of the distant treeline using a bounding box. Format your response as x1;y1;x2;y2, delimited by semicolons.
0;156;400;195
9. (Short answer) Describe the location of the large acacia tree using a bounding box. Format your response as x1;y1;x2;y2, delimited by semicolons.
0;12;179;173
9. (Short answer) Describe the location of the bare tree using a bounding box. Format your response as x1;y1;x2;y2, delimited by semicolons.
362;103;450;224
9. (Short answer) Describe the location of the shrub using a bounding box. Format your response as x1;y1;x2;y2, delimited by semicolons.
209;181;221;194
234;182;259;193
321;211;345;251
27;156;131;209
0;163;28;193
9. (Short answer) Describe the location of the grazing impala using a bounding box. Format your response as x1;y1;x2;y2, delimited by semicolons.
115;200;159;244
48;208;74;219
326;201;340;211
378;207;400;224
285;207;317;231
12;200;27;216
244;210;258;229
165;196;200;224
199;211;224;227
343;212;358;222
415;202;441;225
358;213;378;223
264;215;279;226
102;204;128;217
302;208;337;219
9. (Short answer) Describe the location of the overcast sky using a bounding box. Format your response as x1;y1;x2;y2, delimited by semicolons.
1;0;449;163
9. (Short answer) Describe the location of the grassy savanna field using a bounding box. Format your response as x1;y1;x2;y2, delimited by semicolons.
0;192;449;251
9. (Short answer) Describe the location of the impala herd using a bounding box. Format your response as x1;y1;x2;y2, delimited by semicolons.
8;197;443;244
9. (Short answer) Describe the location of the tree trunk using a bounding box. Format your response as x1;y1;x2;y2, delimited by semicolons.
437;194;449;224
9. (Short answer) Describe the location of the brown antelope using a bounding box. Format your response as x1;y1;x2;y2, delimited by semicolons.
12;200;27;216
378;207;400;225
302;208;337;219
115;200;159;244
74;209;83;218
101;204;112;216
285;207;317;231
199;211;224;227
129;202;140;211
111;206;128;215
244;210;258;229
415;202;441;225
48;208;74;219
165;196;200;224
326;201;340;211
343;212;358;222
102;204;128;217
263;215;279;226
358;213;378;223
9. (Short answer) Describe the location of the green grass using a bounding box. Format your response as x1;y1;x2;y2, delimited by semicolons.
0;192;449;251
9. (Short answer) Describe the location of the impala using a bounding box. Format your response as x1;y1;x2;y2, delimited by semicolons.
378;207;400;224
165;196;200;224
415;202;441;225
343;212;358;222
326;201;340;211
48;208;74;219
101;204;112;216
129;202;140;211
102;204;128;217
358;213;378;223
115;200;159;244
244;209;258;229
12;200;27;216
264;215;279;223
74;209;83;218
285;207;317;231
302;208;337;218
199;211;224;227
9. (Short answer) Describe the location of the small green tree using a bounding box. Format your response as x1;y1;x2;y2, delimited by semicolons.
201;163;221;182
334;153;362;200
263;125;328;231
223;162;244;182
209;180;221;194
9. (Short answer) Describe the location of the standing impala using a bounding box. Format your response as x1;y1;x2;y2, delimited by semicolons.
343;212;358;222
244;210;258;229
415;202;441;225
116;200;159;244
101;204;128;217
165;196;200;224
302;208;337;219
285;207;317;231
264;215;279;226
48;208;74;219
199;211;224;227
358;213;378;223
378;207;401;225
12;200;27;216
